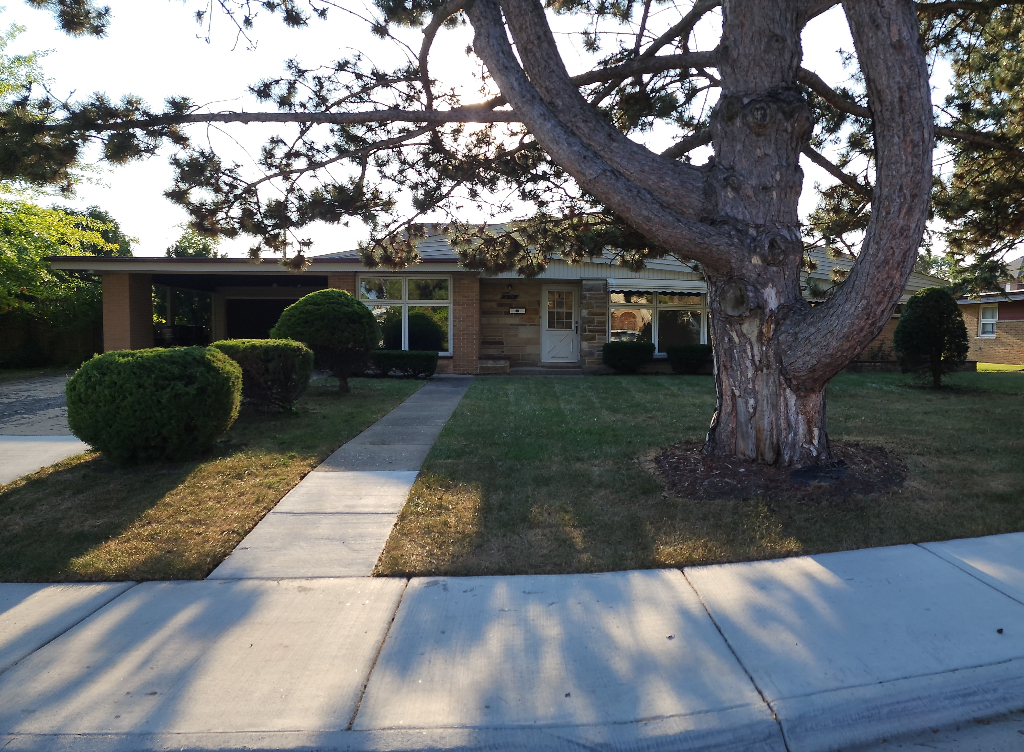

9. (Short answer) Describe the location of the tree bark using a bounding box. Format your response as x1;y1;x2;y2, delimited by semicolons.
467;0;933;467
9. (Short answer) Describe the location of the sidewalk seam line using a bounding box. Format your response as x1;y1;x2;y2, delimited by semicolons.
347;578;409;731
0;582;139;681
681;569;793;752
915;543;1024;608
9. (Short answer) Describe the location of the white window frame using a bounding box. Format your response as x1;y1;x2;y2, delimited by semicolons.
979;304;998;338
607;290;708;355
356;274;453;355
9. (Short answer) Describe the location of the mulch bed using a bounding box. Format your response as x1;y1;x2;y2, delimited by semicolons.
651;440;907;502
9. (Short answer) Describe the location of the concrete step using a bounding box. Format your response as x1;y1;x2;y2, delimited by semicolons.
477;359;510;375
508;366;583;376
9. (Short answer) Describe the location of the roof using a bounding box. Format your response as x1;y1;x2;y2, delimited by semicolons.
957;290;1024;304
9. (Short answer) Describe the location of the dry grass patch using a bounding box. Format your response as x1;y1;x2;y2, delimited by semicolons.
0;378;421;581
376;371;1024;576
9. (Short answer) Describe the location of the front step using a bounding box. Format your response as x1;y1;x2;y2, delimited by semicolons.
507;366;583;376
477;358;510;375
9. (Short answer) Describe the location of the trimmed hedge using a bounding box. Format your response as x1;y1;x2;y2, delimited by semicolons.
602;341;655;373
666;344;713;374
371;350;439;379
66;347;242;465
270;289;379;392
211;339;314;410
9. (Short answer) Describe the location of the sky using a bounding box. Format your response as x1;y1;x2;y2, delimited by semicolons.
1;0;937;258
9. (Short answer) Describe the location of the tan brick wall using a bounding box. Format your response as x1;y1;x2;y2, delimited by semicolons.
961;304;1024;364
580;279;608;372
452;275;480;374
480;279;542;366
327;272;356;293
855;316;899;361
102;273;154;352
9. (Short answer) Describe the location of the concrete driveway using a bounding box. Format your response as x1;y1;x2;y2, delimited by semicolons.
0;374;89;484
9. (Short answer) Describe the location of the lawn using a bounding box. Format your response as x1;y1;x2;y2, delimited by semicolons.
0;378;421;582
377;371;1024;576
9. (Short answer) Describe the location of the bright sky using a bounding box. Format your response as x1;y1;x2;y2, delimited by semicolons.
2;1;943;257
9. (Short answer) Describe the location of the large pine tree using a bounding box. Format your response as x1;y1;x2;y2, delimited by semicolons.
3;0;1021;465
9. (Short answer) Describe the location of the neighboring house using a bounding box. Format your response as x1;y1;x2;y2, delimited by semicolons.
956;256;1024;365
48;228;945;374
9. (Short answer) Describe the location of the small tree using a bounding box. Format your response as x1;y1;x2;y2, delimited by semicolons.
893;287;970;388
166;229;224;258
269;289;378;393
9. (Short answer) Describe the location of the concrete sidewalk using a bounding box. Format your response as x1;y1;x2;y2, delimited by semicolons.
207;376;473;579
3;535;1024;751
3;377;1024;751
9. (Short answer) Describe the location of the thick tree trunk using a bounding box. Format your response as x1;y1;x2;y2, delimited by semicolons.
700;0;830;466
467;0;933;468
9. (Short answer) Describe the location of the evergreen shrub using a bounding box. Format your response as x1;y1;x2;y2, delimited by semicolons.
893;286;970;388
65;346;242;465
666;344;713;374
602;341;655;373
211;338;314;410
371;350;439;378
270;289;379;392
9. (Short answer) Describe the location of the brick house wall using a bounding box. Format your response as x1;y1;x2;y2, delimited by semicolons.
102;273;154;352
961;302;1024;364
327;273;356;293
580;279;608;373
451;275;480;374
854;316;899;361
479;280;542;366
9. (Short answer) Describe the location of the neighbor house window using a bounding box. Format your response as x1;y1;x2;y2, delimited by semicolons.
608;290;706;352
979;305;998;337
358;276;452;354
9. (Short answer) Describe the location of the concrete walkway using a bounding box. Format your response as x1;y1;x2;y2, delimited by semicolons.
207;376;473;579
0;375;89;485
4;378;1024;750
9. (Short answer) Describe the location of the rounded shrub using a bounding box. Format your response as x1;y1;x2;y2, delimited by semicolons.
269;289;379;392
66;347;242;465
602;341;655;373
666;344;713;374
211;338;314;410
893;286;969;388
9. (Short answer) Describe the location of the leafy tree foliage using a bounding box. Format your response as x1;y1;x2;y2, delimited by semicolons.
165;228;224;258
893;287;969;388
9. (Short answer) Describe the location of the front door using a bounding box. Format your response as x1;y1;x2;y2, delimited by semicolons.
541;286;579;363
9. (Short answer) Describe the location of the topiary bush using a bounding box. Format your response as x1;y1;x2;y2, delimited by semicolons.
211;338;314;410
666;344;714;374
893;286;970;388
269;289;379;392
371;350;439;379
602;341;655;374
65;346;242;465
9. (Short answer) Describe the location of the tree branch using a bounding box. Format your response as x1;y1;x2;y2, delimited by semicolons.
801;145;872;198
573;50;719;86
935;125;1017;152
916;0;1024;14
798;67;871;118
660;129;712;159
419;0;468;110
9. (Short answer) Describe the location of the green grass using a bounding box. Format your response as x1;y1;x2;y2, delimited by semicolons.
0;378;421;582
978;362;1024;372
377;372;1024;576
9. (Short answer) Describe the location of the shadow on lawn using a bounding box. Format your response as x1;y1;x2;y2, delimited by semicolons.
0;453;200;582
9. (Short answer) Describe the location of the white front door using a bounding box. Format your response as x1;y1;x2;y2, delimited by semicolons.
541;286;579;363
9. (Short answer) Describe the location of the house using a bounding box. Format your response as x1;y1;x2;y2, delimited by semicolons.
956;257;1024;366
47;229;946;374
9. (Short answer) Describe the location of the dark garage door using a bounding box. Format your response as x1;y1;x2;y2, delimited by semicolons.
224;298;298;339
